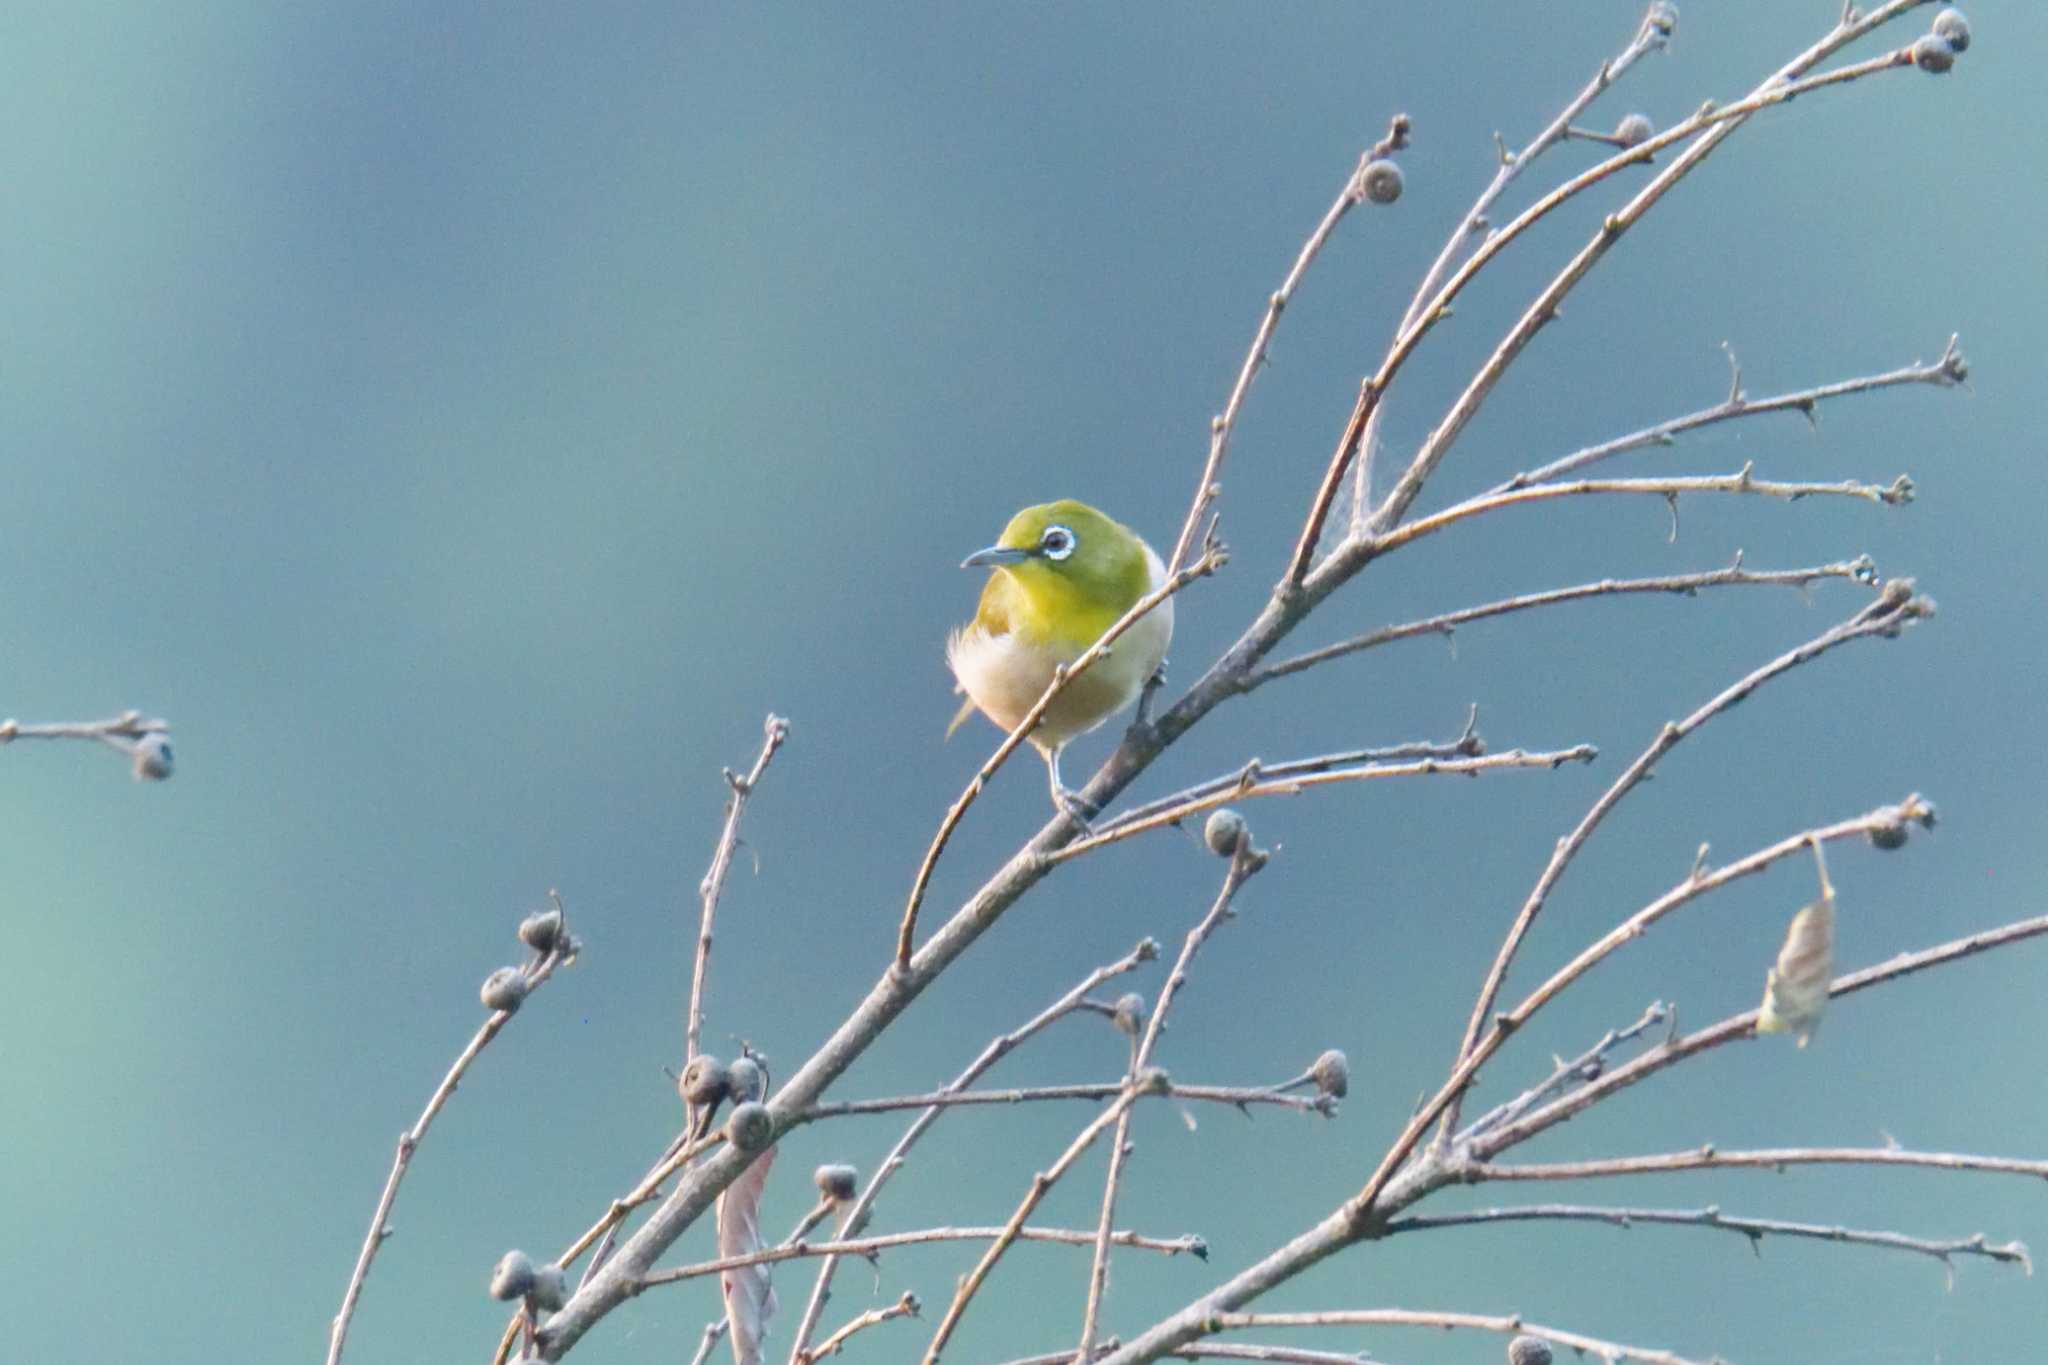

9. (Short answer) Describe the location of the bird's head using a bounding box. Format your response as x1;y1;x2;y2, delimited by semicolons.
961;499;1150;612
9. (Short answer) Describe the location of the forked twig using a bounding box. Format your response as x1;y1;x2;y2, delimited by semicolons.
1079;842;1270;1358
1496;337;1968;491
785;941;1159;1361
328;923;575;1365
688;715;790;1064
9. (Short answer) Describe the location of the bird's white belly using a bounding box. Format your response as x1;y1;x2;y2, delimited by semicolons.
948;558;1173;750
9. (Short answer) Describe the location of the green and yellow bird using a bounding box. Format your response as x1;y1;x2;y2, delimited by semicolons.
948;499;1172;822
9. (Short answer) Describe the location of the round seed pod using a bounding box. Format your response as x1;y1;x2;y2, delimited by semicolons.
1203;808;1247;857
678;1055;729;1109
527;1263;569;1313
814;1163;859;1202
1933;8;1970;52
480;967;527;1014
1867;819;1910;851
489;1249;536;1301
131;733;175;782
1112;992;1146;1037
518;907;564;953
1912;34;1956;72
1359;159;1404;205
1613;112;1653;147
727;1100;774;1153
1507;1337;1555;1365
1311;1048;1350;1099
726;1054;766;1104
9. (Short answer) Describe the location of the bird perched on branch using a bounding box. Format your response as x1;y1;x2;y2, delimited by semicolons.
948;499;1172;824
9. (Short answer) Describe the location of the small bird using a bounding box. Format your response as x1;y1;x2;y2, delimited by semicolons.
948;499;1172;823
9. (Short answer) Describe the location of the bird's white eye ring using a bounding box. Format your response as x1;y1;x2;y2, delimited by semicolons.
1040;525;1076;560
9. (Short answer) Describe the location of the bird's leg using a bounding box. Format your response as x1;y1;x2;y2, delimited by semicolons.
1133;656;1169;730
1044;744;1099;833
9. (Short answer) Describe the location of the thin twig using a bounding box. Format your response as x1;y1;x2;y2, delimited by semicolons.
1373;465;1913;558
899;540;1228;966
922;1084;1162;1362
640;1223;1205;1288
1208;1309;1709;1365
1455;1000;1669;1143
1385;1202;2034;1279
1079;843;1269;1359
327;927;575;1365
1353;2;1673;524
687;1320;728;1365
689;715;790;1065
1002;1348;1382;1365
1054;747;1597;863
1436;584;1928;1140
798;1080;1327;1122
1496;336;1969;491
1098;714;1488;833
1253;556;1877;689
1471;1145;2048;1184
799;1292;922;1363
1172;113;1410;576
785;942;1159;1363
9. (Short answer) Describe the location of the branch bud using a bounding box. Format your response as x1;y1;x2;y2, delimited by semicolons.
1359;160;1404;205
480;967;528;1014
679;1054;729;1108
1933;8;1971;52
1311;1048;1350;1099
1203;807;1248;857
727;1100;774;1153
814;1163;860;1202
488;1249;536;1301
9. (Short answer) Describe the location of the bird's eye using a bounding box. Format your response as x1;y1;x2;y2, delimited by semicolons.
1040;525;1076;560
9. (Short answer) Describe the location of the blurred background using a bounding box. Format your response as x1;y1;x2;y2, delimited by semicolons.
3;3;2040;1362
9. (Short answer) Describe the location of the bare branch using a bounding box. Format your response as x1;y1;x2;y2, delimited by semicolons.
786;940;1159;1361
1295;14;1924;581
640;1224;1206;1289
799;1291;922;1363
1496;337;1969;491
1472;910;2048;1160
1372;465;1913;558
1097;717;1489;833
900;538;1228;966
1171;112;1410;579
689;714;790;1065
1456;1000;1669;1143
1209;1309;1712;1365
798;1080;1327;1123
1081;842;1269;1358
1253;557;1877;690
1354;3;1674;524
1385;1202;2034;1280
0;710;174;779
1359;34;1923;546
1471;1145;2048;1185
1054;746;1598;864
327;919;576;1365
1437;584;1929;1138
